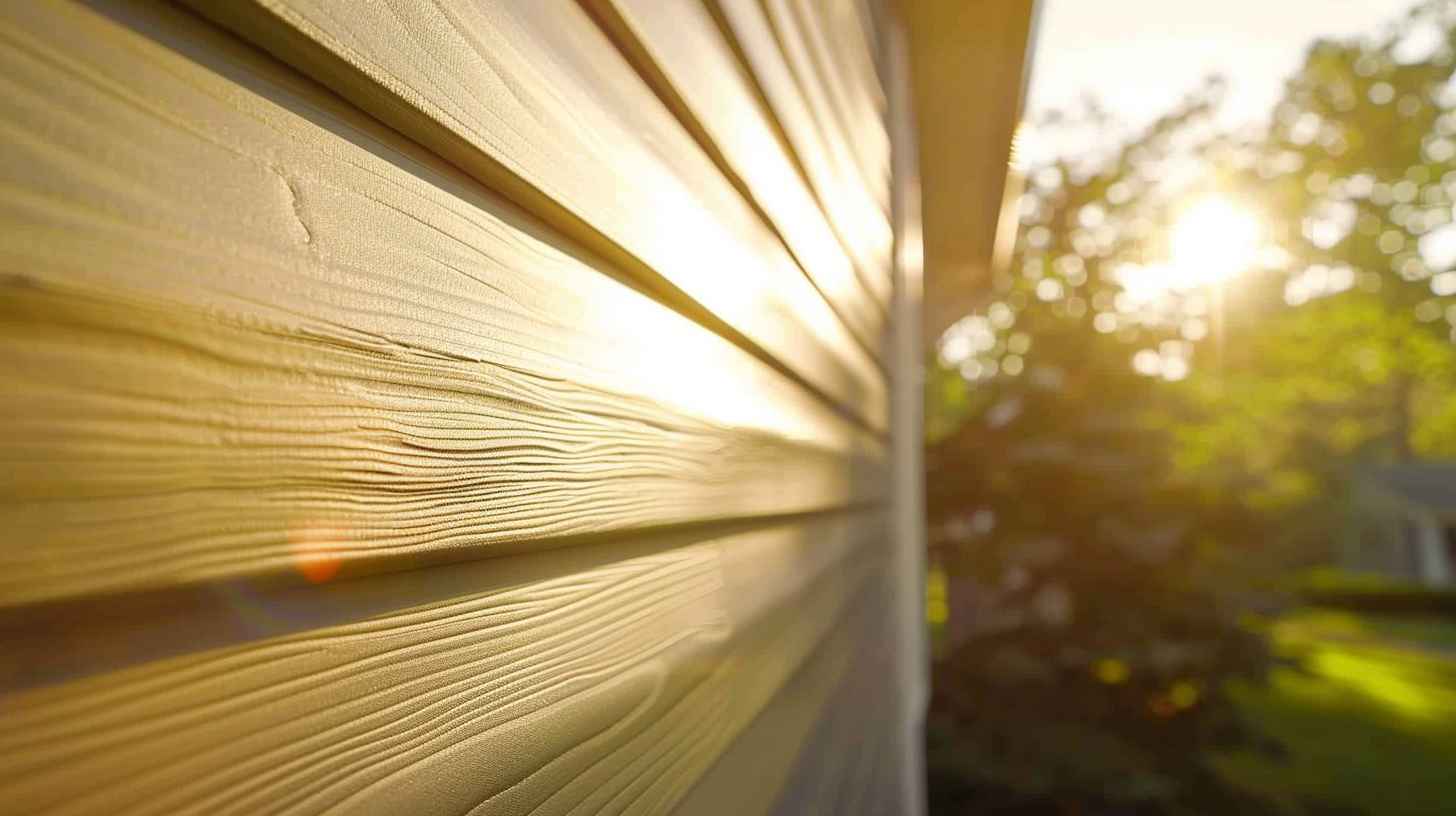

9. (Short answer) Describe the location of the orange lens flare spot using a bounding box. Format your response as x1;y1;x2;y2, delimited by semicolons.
1147;695;1178;718
288;522;345;583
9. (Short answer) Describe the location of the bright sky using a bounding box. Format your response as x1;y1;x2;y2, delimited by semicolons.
1024;0;1416;166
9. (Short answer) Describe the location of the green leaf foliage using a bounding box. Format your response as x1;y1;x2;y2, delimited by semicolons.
927;3;1456;813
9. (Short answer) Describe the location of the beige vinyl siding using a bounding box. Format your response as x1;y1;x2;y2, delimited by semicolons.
181;0;888;430
2;516;886;814
0;0;917;812
0;0;881;604
761;0;891;206
576;0;887;348
710;0;894;305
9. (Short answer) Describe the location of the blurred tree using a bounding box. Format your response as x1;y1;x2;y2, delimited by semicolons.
926;85;1282;814
926;2;1456;813
1173;0;1456;565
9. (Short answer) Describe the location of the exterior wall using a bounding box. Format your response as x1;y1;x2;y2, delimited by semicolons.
1339;481;1418;578
1410;510;1455;587
0;0;924;813
1339;479;1455;586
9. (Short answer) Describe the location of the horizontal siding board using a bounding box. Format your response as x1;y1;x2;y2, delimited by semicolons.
672;571;903;816
0;0;883;607
774;0;885;209
180;0;888;428
807;0;889;141
709;0;893;304
0;514;886;815
758;0;891;212
822;0;888;105
582;0;887;345
768;629;902;816
0;521;798;690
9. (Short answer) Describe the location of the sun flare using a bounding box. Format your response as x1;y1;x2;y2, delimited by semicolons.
1169;197;1260;288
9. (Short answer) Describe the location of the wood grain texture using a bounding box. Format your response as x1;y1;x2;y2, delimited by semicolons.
0;0;919;813
0;514;886;816
0;0;884;607
0;518;842;691
180;0;888;425
581;0;887;345
709;0;894;305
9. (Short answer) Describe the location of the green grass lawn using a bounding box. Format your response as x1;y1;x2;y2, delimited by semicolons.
1210;611;1456;816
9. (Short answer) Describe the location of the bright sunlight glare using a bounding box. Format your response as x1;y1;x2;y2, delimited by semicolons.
1169;197;1260;287
1116;197;1261;304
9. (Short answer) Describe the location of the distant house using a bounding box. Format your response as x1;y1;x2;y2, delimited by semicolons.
1340;465;1456;587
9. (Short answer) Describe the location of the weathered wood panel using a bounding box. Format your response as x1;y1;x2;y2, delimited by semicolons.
581;0;886;346
709;0;893;304
0;514;885;815
0;0;882;607
179;0;888;427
